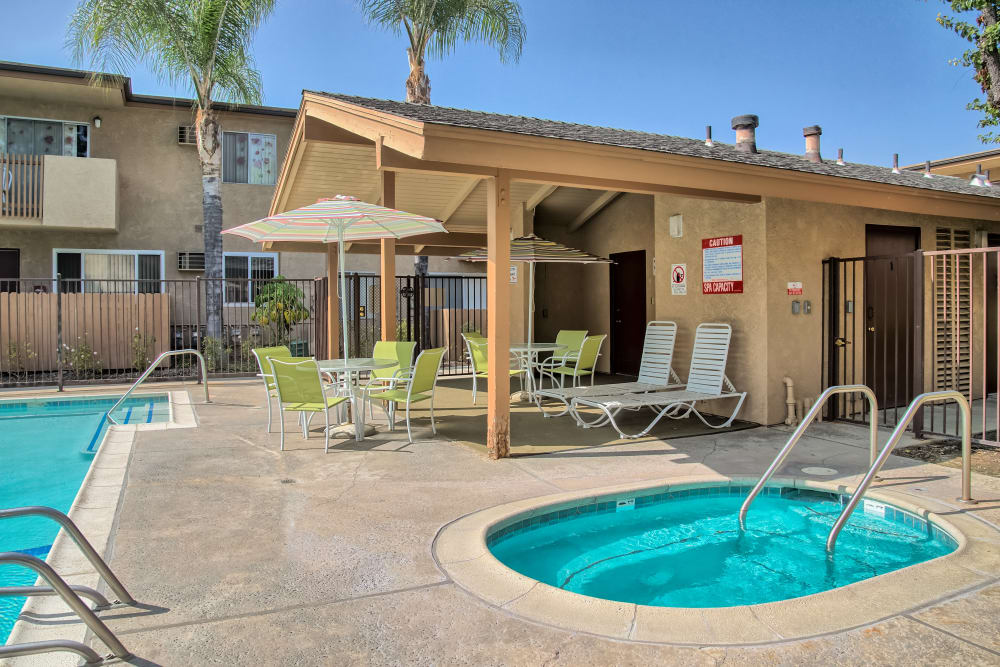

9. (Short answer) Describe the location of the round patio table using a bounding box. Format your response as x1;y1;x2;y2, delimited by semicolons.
510;343;566;400
318;358;397;441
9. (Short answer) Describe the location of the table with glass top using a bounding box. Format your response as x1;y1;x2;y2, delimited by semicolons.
319;357;397;441
510;343;567;399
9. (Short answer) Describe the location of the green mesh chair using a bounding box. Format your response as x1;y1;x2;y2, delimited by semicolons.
537;330;588;389
251;345;291;433
366;347;446;443
269;357;349;452
359;340;417;421
547;335;606;389
462;334;525;404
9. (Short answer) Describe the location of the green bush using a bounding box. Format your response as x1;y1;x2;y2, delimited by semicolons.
201;336;225;372
130;328;156;372
251;276;310;345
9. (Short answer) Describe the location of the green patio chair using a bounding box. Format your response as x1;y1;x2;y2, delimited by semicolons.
366;347;446;443
251;345;291;433
358;340;417;421
269;357;349;453
536;330;587;388
462;333;525;404
547;334;606;389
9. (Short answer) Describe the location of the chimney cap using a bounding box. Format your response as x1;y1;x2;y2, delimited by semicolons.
731;114;759;130
803;125;822;136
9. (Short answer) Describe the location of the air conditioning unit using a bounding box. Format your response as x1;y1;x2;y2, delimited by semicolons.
177;252;205;271
177;126;197;145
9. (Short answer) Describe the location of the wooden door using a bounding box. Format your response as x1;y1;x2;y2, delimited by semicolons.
864;225;920;408
609;250;646;375
987;234;1000;394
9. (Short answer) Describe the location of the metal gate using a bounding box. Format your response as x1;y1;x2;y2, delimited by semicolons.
823;247;1000;445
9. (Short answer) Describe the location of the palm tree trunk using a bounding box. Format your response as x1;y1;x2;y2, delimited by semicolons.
197;105;224;340
405;47;431;104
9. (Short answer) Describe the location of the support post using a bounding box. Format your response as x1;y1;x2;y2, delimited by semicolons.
380;171;397;340
327;245;340;358
486;171;512;459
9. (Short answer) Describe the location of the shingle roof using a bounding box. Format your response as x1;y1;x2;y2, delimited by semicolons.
309;90;1000;201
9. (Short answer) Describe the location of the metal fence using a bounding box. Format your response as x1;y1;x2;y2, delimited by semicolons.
1;273;487;388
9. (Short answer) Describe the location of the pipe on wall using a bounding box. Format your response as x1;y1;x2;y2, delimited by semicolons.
782;376;797;425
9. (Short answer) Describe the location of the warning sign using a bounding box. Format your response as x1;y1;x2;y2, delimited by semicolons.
702;235;743;294
787;281;803;295
671;264;687;295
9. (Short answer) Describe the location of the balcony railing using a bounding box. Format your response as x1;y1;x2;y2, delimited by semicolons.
0;153;43;220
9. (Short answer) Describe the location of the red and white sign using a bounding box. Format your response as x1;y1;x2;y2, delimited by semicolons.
671;263;687;295
702;235;743;294
787;281;803;295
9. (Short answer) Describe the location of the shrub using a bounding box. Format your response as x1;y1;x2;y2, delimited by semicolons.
201;336;225;372
251;276;310;345
130;328;156;372
65;336;102;375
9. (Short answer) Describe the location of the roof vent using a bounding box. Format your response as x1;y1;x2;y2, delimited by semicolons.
803;125;822;163
705;125;714;147
836;148;845;166
923;160;933;179
970;164;988;187
731;115;759;154
891;153;900;174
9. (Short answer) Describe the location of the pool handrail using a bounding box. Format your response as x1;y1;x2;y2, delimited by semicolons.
0;639;104;665
0;505;134;604
826;390;975;551
106;349;210;425
0;552;131;661
739;384;879;529
0;583;110;609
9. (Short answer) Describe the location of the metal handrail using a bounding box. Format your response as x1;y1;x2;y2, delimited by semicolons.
0;506;134;604
826;390;976;550
0;639;104;665
0;553;131;660
107;349;210;425
739;385;879;528
0;584;110;608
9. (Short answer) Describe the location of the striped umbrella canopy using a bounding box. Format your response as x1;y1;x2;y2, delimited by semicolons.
224;195;446;359
455;234;612;343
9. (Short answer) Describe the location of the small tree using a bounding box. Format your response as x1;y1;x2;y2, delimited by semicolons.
251;276;310;345
939;1;1000;143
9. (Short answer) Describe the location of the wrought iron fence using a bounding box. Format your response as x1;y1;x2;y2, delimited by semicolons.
1;272;487;388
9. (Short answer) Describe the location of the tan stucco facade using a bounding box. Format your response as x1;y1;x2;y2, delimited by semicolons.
534;192;995;426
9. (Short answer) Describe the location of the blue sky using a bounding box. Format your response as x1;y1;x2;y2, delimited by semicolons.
4;0;988;166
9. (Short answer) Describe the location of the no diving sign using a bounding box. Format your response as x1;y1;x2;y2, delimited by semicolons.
671;264;687;295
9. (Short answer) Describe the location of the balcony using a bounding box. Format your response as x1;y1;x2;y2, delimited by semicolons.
0;154;117;231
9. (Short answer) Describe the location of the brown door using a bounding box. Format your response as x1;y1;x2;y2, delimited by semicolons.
864;225;920;408
987;234;1000;394
609;250;646;375
0;249;18;292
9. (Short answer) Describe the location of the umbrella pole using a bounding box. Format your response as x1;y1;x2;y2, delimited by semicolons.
339;226;350;360
528;262;535;344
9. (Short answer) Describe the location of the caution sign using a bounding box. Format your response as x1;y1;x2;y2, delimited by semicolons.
787;281;803;295
671;264;687;295
702;235;743;294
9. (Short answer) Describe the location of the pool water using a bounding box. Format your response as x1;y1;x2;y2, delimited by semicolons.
489;486;957;608
0;394;169;642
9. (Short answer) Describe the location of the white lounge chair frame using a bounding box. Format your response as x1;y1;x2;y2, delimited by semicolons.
534;321;683;417
571;323;747;438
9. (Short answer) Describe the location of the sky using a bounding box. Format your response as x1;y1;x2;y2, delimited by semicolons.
3;0;990;166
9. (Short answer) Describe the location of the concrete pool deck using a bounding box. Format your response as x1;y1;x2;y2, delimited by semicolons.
4;377;1000;665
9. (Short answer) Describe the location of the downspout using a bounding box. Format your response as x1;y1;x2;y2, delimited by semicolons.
782;376;797;425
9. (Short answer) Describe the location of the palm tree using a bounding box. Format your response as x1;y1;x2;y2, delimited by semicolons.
357;0;527;104
68;0;277;339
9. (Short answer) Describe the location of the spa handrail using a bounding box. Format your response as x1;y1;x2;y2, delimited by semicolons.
0;506;134;604
739;384;878;528
106;349;210;425
826;390;975;551
0;553;130;661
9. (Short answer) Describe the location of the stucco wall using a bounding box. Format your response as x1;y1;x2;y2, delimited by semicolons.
534;193;656;373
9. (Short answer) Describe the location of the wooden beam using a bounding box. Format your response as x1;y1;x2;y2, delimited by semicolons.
526;183;558;210
378;144;498;177
568;191;620;232
486;170;512;460
380;170;397;341
441;176;482;222
303;114;374;145
326;245;340;359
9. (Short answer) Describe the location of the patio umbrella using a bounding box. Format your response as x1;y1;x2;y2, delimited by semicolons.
455;234;613;343
223;195;446;359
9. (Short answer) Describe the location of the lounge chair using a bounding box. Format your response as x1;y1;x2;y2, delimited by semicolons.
366;347;446;443
570;323;747;438
269;357;350;452
251;345;291;432
462;333;525;404
534;321;683;417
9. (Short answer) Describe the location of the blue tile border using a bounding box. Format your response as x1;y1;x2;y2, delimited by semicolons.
485;483;959;550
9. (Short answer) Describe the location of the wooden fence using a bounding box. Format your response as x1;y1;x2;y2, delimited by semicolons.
1;153;43;219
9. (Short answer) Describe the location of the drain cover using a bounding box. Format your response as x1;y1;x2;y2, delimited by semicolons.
801;466;838;476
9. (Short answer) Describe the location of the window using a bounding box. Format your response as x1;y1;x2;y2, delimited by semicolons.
1;117;89;157
224;252;277;304
222;132;276;185
0;248;19;293
53;249;163;293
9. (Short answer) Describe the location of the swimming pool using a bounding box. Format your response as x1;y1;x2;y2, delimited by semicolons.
0;393;169;642
488;484;957;608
